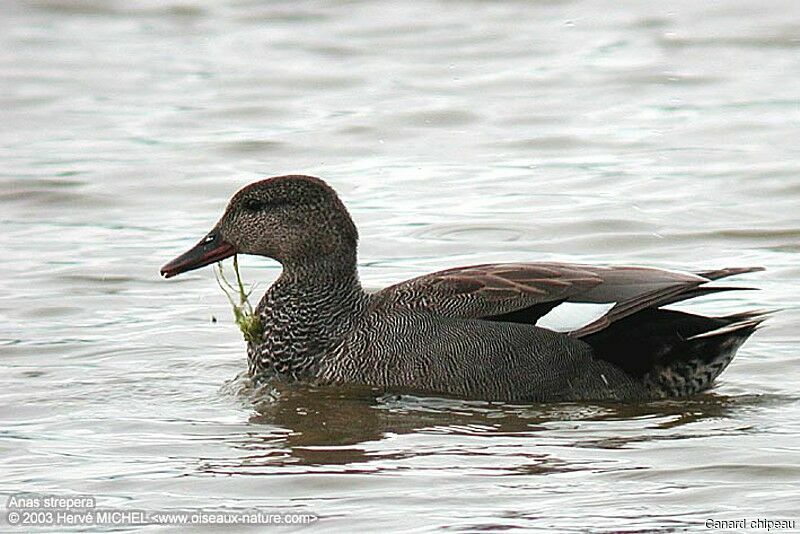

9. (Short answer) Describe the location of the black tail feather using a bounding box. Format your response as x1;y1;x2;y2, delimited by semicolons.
583;308;765;396
643;316;764;397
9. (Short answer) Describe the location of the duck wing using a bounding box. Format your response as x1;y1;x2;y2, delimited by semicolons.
373;263;762;336
372;263;601;320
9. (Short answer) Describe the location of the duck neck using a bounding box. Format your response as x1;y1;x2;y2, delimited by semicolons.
281;247;359;284
250;251;366;380
278;255;364;313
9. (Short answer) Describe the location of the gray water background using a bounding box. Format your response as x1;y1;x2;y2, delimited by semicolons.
1;0;799;531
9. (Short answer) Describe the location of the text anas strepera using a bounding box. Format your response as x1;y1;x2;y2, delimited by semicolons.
161;175;766;402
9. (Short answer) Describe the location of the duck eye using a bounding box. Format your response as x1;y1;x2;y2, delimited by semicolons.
243;198;265;212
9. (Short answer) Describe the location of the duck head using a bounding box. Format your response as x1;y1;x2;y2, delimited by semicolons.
160;175;358;278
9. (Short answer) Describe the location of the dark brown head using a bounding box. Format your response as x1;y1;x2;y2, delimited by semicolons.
160;175;358;278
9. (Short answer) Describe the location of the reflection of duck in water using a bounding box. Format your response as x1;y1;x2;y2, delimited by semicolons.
210;377;767;473
162;175;766;402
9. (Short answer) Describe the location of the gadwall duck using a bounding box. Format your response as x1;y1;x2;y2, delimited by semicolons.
161;175;766;402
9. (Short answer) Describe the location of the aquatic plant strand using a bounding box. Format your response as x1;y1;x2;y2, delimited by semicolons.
215;255;264;343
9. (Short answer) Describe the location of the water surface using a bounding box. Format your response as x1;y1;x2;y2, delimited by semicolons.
1;0;799;531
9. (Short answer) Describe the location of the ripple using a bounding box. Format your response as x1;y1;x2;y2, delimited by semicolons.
413;224;525;242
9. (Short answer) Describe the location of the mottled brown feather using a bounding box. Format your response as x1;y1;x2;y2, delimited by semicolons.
372;263;604;319
374;262;760;338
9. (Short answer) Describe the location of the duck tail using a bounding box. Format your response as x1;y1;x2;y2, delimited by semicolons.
583;308;770;398
642;311;768;397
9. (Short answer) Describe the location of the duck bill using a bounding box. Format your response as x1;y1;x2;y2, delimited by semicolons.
160;231;236;278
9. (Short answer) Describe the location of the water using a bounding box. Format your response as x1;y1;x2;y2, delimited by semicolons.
2;0;799;531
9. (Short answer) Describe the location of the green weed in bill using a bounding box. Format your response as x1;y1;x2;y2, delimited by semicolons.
215;255;264;343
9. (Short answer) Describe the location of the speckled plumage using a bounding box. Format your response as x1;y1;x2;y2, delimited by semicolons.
163;175;766;402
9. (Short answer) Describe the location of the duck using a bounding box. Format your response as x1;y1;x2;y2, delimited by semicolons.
160;175;766;402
